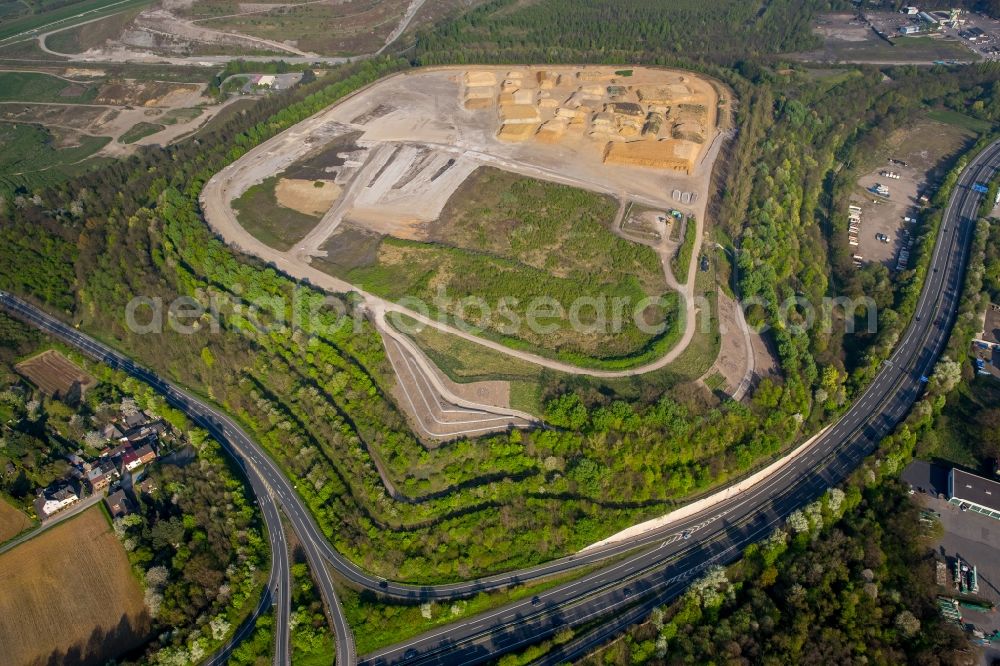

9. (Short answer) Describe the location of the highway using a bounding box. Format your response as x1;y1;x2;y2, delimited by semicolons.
2;136;996;666
353;137;1000;664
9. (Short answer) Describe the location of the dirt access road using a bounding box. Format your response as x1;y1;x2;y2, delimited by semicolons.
201;67;732;381
27;0;427;65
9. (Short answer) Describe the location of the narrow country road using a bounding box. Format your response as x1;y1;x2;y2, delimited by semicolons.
0;492;103;556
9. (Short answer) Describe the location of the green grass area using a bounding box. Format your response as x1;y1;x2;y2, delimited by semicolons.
392;313;549;414
926;108;995;134
117;121;163;144
0;71;98;103
328;167;680;368
0;122;109;176
0;0;149;41
159;106;204;125
396;253;721;413
0;36;66;59
202;0;407;56
232;175;320;251
342;564;605;656
670;217;697;282
189;97;258;140
42;4;143;53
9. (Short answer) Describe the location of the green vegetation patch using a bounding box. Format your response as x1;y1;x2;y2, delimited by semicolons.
43;5;144;54
232;175;320;251
336;167;680;367
160;106;204;125
0;0;150;41
0;123;109;182
671;216;697;282
118;121;164;144
926;108;995;134
0;71;97;103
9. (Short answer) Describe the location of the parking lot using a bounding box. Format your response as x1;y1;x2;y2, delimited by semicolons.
850;118;976;272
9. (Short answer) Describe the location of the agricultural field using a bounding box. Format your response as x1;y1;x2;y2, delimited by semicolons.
0;506;150;665
0;498;32;542
14;348;96;401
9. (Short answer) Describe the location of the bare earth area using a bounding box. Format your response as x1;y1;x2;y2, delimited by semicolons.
275;177;342;215
201;66;749;432
0;506;150;665
0;69;244;157
33;0;434;61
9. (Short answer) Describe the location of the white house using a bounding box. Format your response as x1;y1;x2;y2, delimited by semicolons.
39;485;78;517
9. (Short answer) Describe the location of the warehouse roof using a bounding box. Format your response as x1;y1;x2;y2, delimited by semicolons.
950;469;1000;513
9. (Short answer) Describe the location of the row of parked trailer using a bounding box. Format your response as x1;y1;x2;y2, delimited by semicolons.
849;205;864;267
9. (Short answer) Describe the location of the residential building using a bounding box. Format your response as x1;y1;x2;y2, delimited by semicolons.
134;443;157;467
105;489;131;519
948;469;1000;520
37;484;78;518
119;447;141;473
100;423;124;441
86;459;119;493
123;410;148;429
124;420;165;445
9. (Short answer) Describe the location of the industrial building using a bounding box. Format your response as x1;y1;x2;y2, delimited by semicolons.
948;468;1000;519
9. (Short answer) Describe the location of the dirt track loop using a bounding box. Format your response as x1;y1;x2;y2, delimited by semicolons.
200;67;752;422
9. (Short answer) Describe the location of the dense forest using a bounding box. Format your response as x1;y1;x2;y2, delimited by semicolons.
113;429;269;665
413;0;850;67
